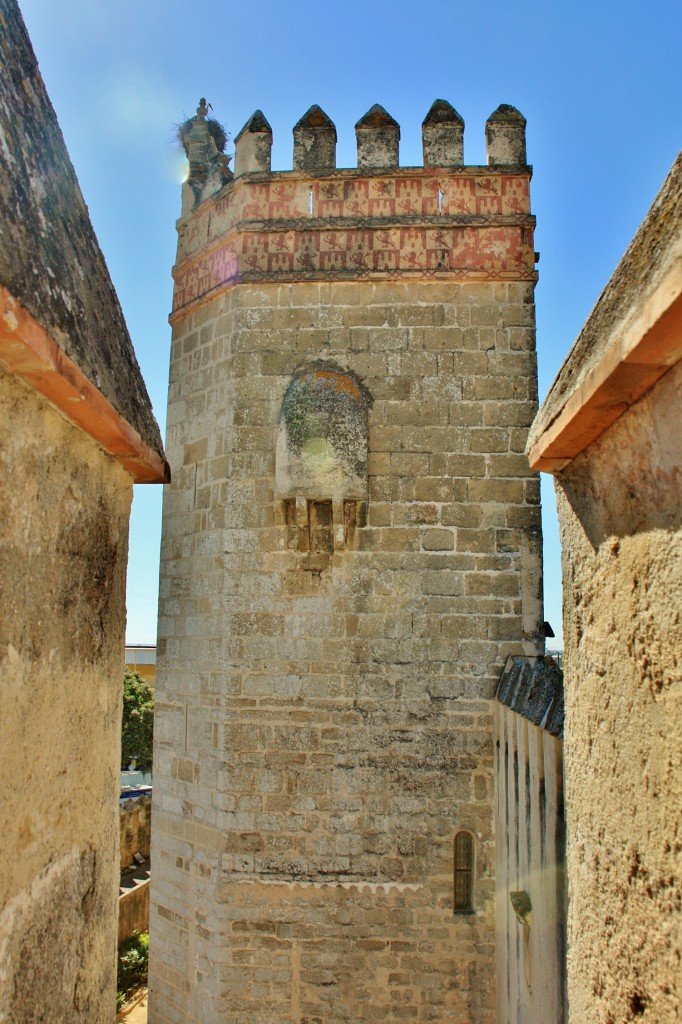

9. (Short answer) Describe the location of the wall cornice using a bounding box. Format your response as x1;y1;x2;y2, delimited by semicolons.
1;287;170;483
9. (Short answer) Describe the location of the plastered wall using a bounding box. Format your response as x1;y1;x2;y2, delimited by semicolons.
556;361;682;1024
0;366;132;1023
495;700;566;1024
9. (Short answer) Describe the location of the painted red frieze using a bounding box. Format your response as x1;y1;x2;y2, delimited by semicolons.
172;170;535;316
173;223;535;313
179;171;531;257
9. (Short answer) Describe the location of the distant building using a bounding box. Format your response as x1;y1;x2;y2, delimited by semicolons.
494;654;566;1024
0;2;167;1021
126;643;157;685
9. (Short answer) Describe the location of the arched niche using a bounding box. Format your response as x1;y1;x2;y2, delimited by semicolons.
275;365;371;555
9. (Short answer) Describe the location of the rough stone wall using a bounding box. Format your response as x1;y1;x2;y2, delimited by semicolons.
119;879;151;945
119;876;151;946
555;361;681;1024
0;366;132;1023
150;125;543;1024
121;793;153;870
0;0;164;460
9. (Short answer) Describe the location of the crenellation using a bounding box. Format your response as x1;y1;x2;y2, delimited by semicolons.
355;103;400;168
486;103;527;165
293;104;337;171
233;109;273;176
422;98;465;166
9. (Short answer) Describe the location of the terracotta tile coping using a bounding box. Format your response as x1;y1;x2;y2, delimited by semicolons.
528;262;682;473
0;286;169;484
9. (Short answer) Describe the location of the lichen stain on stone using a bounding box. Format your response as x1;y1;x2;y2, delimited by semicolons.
1;846;111;1023
311;369;362;399
56;498;119;663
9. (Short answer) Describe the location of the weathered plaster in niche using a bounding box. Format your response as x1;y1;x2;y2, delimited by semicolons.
275;363;372;503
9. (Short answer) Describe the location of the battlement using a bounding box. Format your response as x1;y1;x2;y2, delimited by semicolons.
236;99;527;175
173;100;535;320
184;100;527;206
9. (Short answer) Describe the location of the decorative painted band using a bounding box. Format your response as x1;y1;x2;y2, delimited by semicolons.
172;223;536;316
178;169;533;264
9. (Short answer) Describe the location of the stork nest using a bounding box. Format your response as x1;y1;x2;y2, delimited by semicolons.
176;115;229;155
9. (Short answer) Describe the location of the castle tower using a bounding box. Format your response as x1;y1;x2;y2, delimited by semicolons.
150;100;543;1024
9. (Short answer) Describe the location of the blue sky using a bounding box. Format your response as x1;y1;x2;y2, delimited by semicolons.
18;0;682;646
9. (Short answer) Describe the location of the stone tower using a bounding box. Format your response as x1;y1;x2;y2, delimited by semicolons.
150;98;543;1024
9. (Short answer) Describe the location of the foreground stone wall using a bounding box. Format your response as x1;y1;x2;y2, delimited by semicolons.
0;367;132;1023
150;104;544;1024
529;154;681;1024
556;361;681;1024
0;6;166;1019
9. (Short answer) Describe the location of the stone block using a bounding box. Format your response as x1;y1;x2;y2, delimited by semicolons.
421;529;455;551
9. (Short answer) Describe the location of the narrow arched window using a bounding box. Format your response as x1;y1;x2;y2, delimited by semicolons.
454;831;474;913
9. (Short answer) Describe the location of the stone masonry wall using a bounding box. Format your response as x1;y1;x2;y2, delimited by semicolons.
0;365;132;1024
151;279;542;1024
150;107;543;1024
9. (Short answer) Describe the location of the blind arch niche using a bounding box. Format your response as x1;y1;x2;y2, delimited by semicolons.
276;364;371;500
275;364;371;554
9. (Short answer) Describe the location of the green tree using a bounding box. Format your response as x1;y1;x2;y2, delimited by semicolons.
121;670;154;772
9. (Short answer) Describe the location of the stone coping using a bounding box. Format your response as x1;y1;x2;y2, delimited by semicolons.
0;287;169;483
0;1;166;462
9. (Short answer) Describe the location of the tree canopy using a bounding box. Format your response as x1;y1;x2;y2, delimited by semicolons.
121;670;154;772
